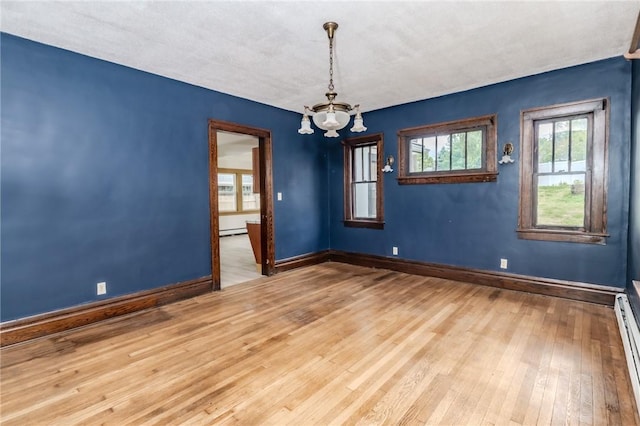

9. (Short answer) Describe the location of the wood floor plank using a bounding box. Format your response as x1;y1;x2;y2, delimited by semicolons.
1;263;638;425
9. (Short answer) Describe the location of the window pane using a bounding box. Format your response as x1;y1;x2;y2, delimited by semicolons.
422;137;436;172
467;130;483;169
536;173;585;227
354;147;364;181
218;173;236;212
354;145;376;181
537;122;553;173
363;146;371;181
410;139;423;172
242;174;259;210
369;146;377;181
436;135;451;171
353;182;376;218
451;133;466;170
554;120;570;172
571;118;587;172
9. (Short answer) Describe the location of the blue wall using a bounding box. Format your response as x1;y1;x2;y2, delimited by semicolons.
329;58;631;287
2;32;635;323
1;34;329;321
628;60;640;316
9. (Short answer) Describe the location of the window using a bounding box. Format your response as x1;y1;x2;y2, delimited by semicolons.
397;114;497;184
343;133;384;228
218;173;237;212
241;174;259;211
218;169;260;215
518;98;608;244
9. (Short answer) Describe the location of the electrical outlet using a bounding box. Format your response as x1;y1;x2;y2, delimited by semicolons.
97;281;107;295
392;246;399;256
277;192;283;201
500;258;508;269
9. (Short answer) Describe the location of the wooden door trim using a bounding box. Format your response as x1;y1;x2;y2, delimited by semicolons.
208;120;275;290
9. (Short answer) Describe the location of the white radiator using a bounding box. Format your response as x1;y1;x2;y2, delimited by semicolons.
615;293;640;415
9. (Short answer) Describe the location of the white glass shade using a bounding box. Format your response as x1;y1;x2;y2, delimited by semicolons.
324;129;340;138
322;111;340;129
350;116;367;133
313;110;350;131
298;115;314;134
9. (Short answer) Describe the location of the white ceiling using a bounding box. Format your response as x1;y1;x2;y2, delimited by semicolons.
217;130;257;159
1;1;638;114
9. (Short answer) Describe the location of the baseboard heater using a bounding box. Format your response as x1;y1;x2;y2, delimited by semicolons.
615;293;640;415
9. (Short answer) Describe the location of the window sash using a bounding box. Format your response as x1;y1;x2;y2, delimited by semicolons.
351;144;377;219
218;173;237;212
397;114;497;184
241;174;260;211
409;128;485;174
531;114;592;230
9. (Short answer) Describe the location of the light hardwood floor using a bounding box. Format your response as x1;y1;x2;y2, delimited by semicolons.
220;234;261;288
1;263;638;425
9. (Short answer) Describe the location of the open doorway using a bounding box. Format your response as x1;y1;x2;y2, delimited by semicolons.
208;120;274;290
217;132;260;287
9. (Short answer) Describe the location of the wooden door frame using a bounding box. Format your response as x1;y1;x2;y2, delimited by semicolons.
208;119;275;290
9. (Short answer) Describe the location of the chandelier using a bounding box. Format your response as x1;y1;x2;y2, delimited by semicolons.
298;22;366;138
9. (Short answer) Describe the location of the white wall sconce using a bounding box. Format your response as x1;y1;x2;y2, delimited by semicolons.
499;142;515;164
382;155;394;173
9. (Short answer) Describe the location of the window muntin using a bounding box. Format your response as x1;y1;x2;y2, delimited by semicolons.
518;98;608;244
218;169;260;215
343;133;384;228
398;114;497;184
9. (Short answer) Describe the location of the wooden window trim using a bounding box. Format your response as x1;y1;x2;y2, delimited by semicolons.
218;168;260;216
397;114;498;184
343;133;384;229
517;98;609;244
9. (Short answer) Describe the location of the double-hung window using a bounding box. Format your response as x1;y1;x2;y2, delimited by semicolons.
343;133;384;229
397;114;497;184
518;98;608;244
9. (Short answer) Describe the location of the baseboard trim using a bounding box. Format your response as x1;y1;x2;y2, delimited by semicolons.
274;250;330;273
327;250;619;305
0;275;212;347
2;250;619;346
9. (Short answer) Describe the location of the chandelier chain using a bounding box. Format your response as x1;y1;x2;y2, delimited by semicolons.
328;35;334;92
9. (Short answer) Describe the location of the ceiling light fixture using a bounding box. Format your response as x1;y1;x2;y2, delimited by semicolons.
298;22;366;138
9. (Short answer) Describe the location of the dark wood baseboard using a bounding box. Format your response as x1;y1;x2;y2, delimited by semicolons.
327;250;620;306
0;275;212;347
274;250;330;273
2;250;621;347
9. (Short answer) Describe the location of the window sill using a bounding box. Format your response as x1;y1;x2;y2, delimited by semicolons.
343;220;385;230
397;171;498;185
517;228;608;245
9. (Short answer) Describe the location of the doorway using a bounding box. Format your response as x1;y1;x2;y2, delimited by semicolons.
208;120;274;290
